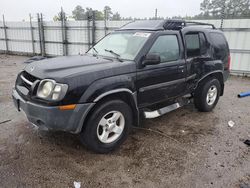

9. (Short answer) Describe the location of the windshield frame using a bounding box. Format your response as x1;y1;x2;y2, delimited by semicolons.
87;30;153;62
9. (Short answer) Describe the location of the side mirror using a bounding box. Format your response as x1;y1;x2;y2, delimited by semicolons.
142;54;161;66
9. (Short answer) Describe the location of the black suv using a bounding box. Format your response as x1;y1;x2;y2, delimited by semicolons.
12;20;230;153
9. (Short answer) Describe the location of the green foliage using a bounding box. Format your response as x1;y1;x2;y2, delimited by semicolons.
68;1;250;21
112;12;121;20
53;11;67;21
72;5;86;20
57;1;250;22
104;6;113;20
71;5;122;21
199;0;250;18
95;11;104;20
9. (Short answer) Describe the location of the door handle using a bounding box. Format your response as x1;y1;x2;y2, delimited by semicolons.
178;65;185;73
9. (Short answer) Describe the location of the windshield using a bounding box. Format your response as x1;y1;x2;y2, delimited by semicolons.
88;32;151;61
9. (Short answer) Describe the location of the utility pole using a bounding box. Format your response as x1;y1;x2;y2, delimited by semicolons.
29;14;35;55
39;13;45;56
155;9;158;20
220;0;226;29
61;7;67;56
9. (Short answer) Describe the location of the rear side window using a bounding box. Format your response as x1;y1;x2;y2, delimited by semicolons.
148;35;180;63
185;33;208;58
185;34;200;57
199;33;208;55
209;32;228;60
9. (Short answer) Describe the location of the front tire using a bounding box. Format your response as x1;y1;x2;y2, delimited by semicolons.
80;99;132;153
194;78;221;112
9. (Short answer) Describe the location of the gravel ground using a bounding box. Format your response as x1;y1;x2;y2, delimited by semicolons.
0;54;249;188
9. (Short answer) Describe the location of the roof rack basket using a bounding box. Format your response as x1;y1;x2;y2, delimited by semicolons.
163;20;216;30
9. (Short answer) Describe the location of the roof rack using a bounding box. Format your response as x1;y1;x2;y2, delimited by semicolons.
118;19;216;31
163;20;216;30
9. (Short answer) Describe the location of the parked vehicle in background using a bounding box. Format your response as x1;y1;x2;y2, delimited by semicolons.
12;20;230;153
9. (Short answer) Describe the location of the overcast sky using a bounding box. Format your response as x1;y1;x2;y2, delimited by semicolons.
1;0;202;21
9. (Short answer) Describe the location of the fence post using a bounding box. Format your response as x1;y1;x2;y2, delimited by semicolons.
37;14;42;56
61;8;68;56
40;13;46;56
29;14;35;55
92;11;96;46
87;12;91;49
2;15;9;54
104;9;107;35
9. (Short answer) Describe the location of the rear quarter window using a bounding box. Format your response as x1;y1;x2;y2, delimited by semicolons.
209;32;229;60
185;34;200;57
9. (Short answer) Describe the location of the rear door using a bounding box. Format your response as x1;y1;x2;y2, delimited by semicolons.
182;31;212;90
136;31;187;108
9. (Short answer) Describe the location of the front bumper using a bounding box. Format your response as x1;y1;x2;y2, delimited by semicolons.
12;89;94;134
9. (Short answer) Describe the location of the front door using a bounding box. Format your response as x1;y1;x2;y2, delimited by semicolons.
136;33;187;108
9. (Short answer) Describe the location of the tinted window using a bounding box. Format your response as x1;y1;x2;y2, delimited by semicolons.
185;33;208;57
149;35;179;63
199;33;208;55
210;32;228;60
185;33;200;57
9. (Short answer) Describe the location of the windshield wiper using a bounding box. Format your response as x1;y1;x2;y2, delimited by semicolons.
104;49;123;62
92;47;99;57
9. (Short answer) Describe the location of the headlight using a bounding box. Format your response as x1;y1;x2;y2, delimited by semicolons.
37;79;68;101
41;81;53;98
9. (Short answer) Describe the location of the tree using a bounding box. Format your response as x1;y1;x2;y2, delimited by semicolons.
227;0;250;17
200;0;212;16
200;0;250;18
95;10;104;20
122;16;133;20
72;6;99;20
104;6;113;20
112;12;121;20
72;5;86;20
53;11;67;21
71;5;126;21
53;14;61;21
84;7;93;19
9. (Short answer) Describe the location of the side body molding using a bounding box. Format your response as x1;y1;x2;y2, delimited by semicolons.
94;88;134;102
197;70;224;84
194;70;225;95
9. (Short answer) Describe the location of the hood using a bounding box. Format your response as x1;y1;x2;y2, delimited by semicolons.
24;55;136;83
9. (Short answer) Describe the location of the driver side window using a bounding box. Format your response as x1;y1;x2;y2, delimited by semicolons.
148;35;180;63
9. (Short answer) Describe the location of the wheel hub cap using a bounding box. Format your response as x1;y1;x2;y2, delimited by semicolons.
206;85;218;105
97;111;125;144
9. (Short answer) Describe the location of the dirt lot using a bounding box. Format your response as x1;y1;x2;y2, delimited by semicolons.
0;54;249;188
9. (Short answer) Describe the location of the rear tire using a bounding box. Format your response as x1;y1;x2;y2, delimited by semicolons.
194;78;221;112
80;99;132;153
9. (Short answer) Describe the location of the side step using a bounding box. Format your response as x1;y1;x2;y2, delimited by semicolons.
143;96;192;119
144;103;181;119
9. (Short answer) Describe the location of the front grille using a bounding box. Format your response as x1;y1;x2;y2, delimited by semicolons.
22;71;37;83
16;71;39;99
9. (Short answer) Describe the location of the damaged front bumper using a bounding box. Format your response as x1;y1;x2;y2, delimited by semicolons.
12;89;94;134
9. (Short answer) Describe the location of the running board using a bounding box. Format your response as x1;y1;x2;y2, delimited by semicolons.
144;103;181;119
